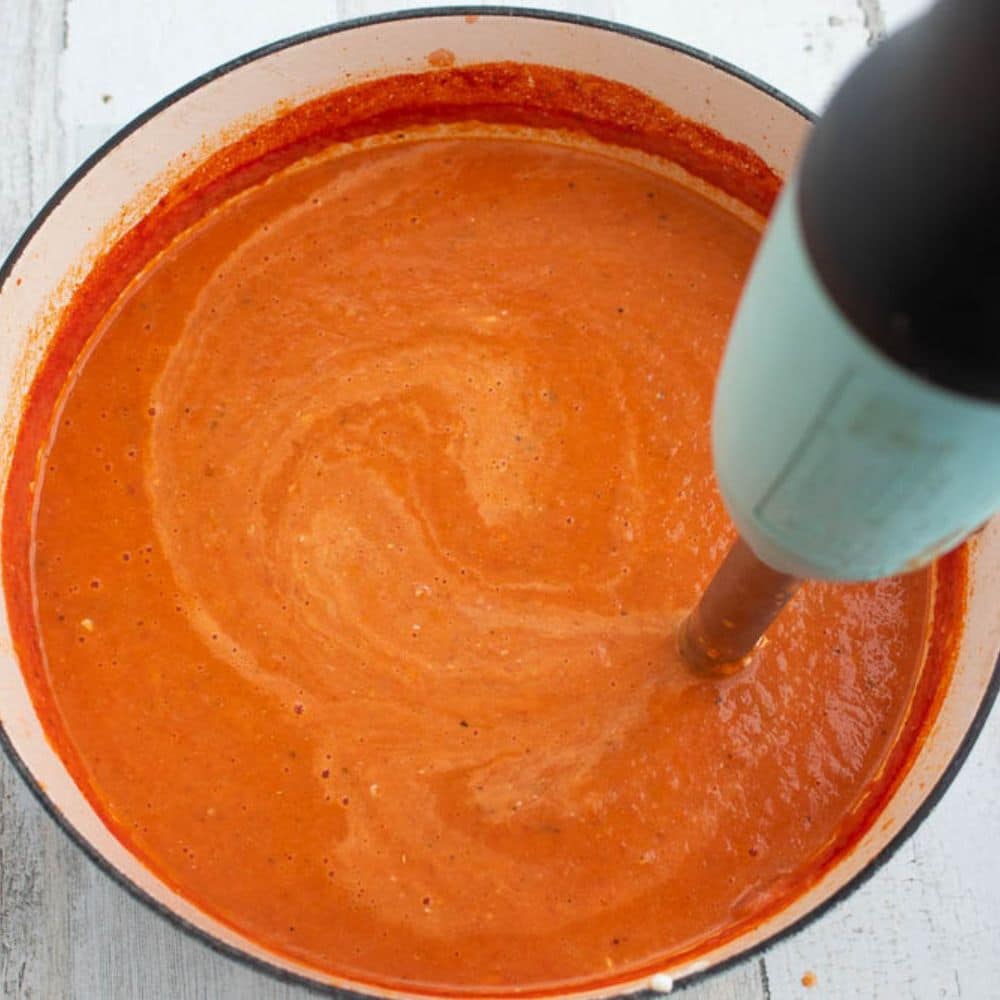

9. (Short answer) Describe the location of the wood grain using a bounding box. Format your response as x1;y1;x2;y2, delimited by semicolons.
2;7;76;996
1;1;995;998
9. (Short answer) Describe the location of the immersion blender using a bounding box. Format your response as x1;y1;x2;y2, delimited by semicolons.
681;0;1000;673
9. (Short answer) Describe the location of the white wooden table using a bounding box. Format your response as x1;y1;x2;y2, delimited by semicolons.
2;1;997;997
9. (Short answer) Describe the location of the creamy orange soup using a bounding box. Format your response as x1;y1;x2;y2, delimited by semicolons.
4;64;960;995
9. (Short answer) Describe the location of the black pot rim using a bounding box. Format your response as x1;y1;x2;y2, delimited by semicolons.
0;6;996;998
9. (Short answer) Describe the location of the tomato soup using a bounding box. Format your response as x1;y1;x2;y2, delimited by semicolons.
4;64;961;995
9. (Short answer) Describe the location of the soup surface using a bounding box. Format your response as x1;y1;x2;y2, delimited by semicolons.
6;66;956;996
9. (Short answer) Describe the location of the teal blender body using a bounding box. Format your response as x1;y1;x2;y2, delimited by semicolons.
683;0;1000;670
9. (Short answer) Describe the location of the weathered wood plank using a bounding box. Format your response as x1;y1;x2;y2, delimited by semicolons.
1;3;77;997
1;0;67;245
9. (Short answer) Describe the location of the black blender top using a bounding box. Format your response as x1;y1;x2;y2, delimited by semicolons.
798;0;1000;402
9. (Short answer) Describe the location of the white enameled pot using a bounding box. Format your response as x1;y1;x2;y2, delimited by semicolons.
0;9;997;998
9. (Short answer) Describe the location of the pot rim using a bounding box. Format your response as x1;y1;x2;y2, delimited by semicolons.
0;6;996;998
